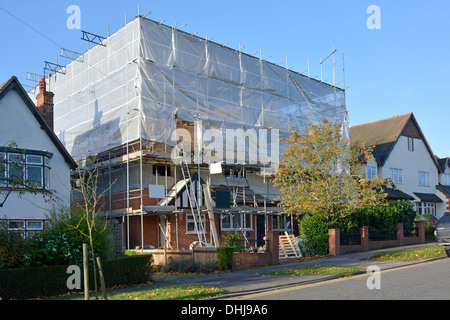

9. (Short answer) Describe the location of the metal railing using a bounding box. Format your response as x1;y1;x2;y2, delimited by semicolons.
340;233;361;246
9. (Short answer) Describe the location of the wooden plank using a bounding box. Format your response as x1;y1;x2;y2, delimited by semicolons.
203;180;220;247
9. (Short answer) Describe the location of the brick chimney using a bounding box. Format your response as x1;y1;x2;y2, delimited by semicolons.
36;78;54;131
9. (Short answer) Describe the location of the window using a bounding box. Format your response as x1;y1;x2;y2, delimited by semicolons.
153;165;171;177
4;219;46;238
365;166;377;180
186;214;206;234
418;171;430;186
443;173;450;186
221;213;252;231
415;202;435;215
8;153;25;185
0;152;6;187
390;168;403;184
8;220;25;230
272;215;292;232
408;137;414;152
26;221;43;230
0;150;50;190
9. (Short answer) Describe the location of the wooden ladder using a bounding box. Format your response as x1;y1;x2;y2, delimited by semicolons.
279;232;302;259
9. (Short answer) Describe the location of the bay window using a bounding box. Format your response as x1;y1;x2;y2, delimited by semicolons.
0;149;50;190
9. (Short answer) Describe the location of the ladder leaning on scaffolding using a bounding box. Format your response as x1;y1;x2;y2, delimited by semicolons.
176;144;208;247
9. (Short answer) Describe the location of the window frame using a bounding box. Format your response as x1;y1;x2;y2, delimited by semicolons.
415;202;435;216
220;213;253;231
185;213;206;235
443;173;450;186
0;150;50;191
390;168;403;185
272;214;292;232
408;137;414;152
365;166;377;180
418;171;430;187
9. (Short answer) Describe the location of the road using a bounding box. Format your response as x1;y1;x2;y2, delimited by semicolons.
233;258;450;300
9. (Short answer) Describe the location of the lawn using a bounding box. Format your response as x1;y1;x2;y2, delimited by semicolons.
262;265;365;276
105;284;228;300
366;245;446;262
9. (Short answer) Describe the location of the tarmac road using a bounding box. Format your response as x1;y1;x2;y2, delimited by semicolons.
230;258;450;300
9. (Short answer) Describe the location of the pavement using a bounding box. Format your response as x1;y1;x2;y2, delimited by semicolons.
94;241;445;300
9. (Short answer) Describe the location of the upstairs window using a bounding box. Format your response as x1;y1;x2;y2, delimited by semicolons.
365;166;377;180
0;150;50;190
443;173;450;186
390;168;403;185
418;171;430;186
408;137;414;152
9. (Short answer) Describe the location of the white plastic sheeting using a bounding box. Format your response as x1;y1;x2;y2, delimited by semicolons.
35;17;348;161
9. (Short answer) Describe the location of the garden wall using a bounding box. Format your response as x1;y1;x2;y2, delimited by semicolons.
329;221;425;256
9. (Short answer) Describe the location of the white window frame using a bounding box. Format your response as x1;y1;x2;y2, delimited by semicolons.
365;166;377;180
390;168;403;185
26;220;44;231
418;171;430;187
1;151;50;190
408;137;414;152
220;213;253;231
415;202;435;215
8;220;25;230
272;214;292;232
443;173;450;186
186;214;206;235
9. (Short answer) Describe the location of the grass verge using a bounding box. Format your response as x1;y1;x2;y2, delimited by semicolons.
366;245;446;262
105;284;228;300
262;265;365;276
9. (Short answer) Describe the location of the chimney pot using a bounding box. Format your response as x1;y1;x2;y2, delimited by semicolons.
36;78;54;131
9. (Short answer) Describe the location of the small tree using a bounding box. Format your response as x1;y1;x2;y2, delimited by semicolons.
273;119;389;224
51;159;114;299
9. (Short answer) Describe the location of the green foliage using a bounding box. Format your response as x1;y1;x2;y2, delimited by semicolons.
46;206;115;260
0;254;154;300
336;200;416;235
23;230;84;267
273;119;389;222
0;222;27;269
216;247;235;271
298;200;416;257
298;214;329;257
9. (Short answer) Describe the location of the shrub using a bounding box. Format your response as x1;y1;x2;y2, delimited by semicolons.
0;222;27;269
23;230;84;267
0;254;153;300
216;247;235;271
298;214;329;257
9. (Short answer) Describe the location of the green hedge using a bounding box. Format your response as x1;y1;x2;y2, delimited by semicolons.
216;247;235;271
0;254;153;300
298;214;329;257
298;200;417;257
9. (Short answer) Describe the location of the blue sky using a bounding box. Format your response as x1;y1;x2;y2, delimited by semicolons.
1;1;448;157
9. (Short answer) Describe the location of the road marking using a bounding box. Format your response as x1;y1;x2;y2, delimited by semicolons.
227;259;446;300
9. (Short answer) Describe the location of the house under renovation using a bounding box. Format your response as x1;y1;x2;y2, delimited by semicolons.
30;15;348;253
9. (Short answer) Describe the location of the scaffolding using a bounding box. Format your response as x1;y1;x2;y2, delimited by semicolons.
30;15;348;252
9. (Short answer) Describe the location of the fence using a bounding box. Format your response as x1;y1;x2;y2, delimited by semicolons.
329;221;425;256
131;247;217;266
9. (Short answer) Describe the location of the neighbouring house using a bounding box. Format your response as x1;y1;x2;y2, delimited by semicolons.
28;16;348;253
436;157;450;213
350;112;445;218
0;76;77;237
